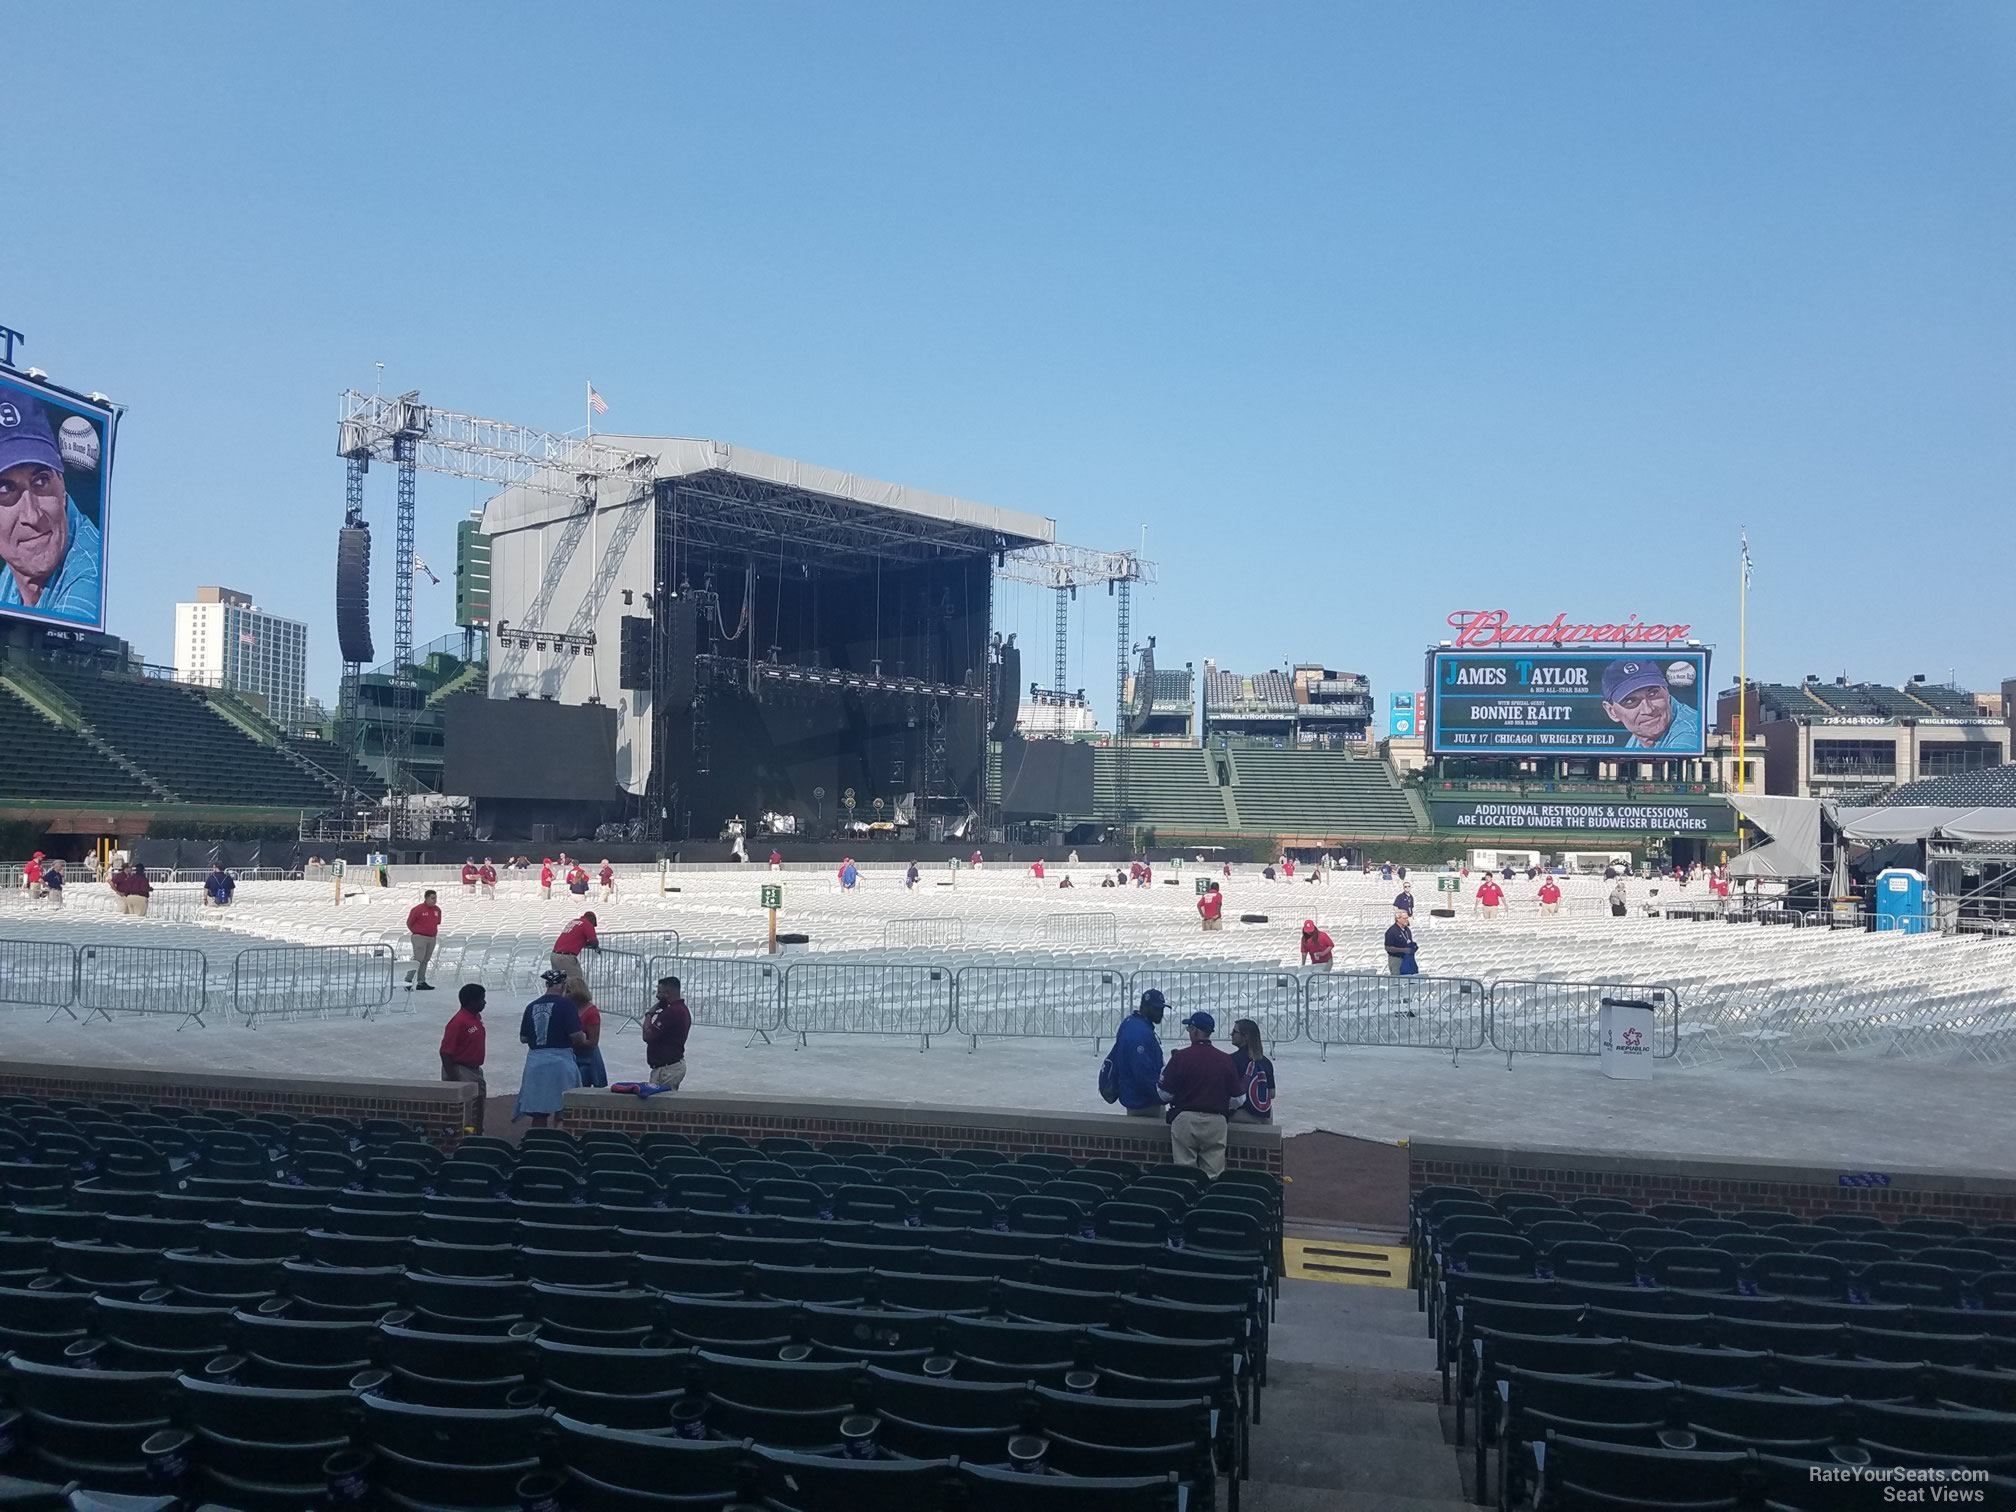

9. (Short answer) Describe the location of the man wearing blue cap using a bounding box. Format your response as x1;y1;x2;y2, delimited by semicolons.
1601;659;1701;752
0;394;100;622
1102;989;1167;1117
1158;1009;1245;1177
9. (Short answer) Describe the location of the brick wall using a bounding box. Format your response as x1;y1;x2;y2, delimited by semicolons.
1408;1140;2016;1226
0;1060;474;1149
565;1090;1284;1176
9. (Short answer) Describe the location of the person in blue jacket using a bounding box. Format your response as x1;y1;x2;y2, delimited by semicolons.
203;863;236;908
1107;988;1168;1117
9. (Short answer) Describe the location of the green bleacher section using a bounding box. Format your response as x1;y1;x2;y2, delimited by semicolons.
0;683;157;805
1225;746;1417;835
1092;746;1235;832
282;735;379;796
41;664;346;810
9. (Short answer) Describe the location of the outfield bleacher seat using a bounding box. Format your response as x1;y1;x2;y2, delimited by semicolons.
39;664;345;809
0;684;156;804
1094;746;1234;832
1226;748;1415;836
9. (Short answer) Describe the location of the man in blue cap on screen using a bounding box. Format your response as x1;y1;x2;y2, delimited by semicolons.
0;394;100;622
1601;658;1701;751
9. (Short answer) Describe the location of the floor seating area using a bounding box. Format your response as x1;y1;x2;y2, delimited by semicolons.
0;1095;1280;1511
36;666;343;811
1413;1186;2016;1510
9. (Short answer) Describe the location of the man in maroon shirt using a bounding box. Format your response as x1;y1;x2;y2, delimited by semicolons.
642;975;693;1089
438;983;488;1133
406;889;442;991
1157;1010;1245;1178
551;911;599;992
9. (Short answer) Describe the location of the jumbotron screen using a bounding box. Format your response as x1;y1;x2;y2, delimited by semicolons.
0;369;116;632
1429;649;1710;756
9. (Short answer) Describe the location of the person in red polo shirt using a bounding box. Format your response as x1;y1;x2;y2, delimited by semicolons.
478;859;498;898
405;889;442;991
1198;882;1224;932
599;860;617;900
1299;919;1334;969
552;910;599;992
1538;877;1562;916
1477;876;1505;917
539;859;555;900
438;983;488;1133
459;859;478;895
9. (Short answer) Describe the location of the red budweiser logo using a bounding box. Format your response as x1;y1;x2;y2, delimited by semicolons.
1447;610;1693;649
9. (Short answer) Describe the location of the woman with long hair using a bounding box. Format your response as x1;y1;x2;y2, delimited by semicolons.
1228;1018;1274;1123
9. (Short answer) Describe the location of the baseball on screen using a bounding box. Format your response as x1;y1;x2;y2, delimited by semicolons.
0;369;116;632
1429;649;1710;756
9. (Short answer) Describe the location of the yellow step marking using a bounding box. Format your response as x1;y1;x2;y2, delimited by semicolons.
1284;1238;1411;1288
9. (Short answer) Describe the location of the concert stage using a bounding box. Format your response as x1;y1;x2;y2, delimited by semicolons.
474;437;1058;842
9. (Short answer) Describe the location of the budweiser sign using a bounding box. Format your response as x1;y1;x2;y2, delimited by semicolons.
1446;610;1693;649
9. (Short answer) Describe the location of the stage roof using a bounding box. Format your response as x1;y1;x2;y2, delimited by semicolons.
483;434;1055;573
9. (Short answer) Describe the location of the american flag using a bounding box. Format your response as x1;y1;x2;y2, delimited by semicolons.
1741;529;1753;589
588;384;609;416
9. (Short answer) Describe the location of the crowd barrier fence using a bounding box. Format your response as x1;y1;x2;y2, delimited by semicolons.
229;943;396;1028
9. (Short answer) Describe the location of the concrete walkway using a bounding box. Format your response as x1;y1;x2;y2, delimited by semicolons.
1244;1275;1473;1511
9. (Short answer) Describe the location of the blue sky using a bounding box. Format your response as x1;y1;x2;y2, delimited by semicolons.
8;2;2013;724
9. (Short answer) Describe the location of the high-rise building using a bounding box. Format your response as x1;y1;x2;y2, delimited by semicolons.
172;586;309;729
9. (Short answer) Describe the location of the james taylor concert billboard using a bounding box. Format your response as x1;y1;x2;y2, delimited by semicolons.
1430;649;1710;757
0;369;116;631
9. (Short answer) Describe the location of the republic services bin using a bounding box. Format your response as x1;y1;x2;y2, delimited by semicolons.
1598;997;1657;1080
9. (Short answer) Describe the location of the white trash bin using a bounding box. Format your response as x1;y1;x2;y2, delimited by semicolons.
1598;997;1656;1080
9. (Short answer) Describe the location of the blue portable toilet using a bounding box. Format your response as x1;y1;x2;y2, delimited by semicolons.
1874;868;1927;933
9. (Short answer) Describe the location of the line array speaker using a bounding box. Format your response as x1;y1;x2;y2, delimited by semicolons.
618;615;652;690
336;525;374;664
991;644;1020;740
663;598;698;710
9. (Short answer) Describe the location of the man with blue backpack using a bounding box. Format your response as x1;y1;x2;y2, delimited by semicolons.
1099;988;1167;1117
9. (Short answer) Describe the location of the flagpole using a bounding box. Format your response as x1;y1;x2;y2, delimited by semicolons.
1736;532;1747;795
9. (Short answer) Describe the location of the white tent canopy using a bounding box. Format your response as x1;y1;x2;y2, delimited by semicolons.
1726;794;1826;879
1835;805;2016;843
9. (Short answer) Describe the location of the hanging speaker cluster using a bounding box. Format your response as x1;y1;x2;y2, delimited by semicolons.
336;523;375;664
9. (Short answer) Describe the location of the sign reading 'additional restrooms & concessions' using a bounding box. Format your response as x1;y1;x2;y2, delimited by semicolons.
1429;649;1711;756
1430;800;1732;834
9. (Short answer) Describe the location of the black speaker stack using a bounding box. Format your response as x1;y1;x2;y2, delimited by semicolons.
336;524;374;664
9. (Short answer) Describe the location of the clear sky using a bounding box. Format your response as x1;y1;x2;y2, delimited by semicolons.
7;2;2013;725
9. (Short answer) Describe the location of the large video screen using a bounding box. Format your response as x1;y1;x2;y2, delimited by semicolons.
443;694;620;801
1430;649;1710;756
0;371;116;631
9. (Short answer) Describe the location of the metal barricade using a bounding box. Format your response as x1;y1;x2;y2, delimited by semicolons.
0;938;78;1018
77;943;210;1030
1043;912;1117;948
885;917;964;949
784;960;955;1048
583;948;648;1025
953;964;1129;1047
1131;967;1304;1048
230;944;396;1028
1304;972;1487;1063
647;953;784;1038
1487;979;1680;1064
601;928;682;960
